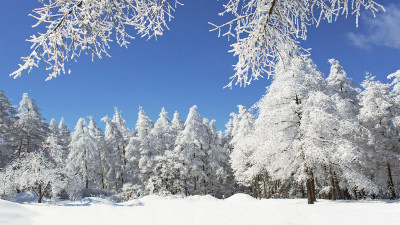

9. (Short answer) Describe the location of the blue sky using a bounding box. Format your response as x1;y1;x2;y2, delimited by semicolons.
1;0;399;131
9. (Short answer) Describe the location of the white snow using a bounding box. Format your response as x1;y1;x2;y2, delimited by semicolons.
1;194;399;225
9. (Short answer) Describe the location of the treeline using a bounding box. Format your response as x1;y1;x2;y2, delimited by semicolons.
0;94;235;202
229;58;400;203
0;57;399;203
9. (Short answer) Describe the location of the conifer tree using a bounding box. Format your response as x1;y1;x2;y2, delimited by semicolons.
67;118;103;189
0;90;15;168
327;59;360;119
87;116;107;189
134;108;155;194
102;115;125;189
174;105;209;195
58;117;71;159
150;108;174;193
359;75;398;199
12;93;49;157
246;58;326;203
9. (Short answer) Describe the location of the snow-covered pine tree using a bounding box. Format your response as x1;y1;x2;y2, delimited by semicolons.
133;108;155;194
388;70;400;198
67;118;103;189
58;117;71;160
112;108;132;174
0;90;15;168
248;57;326;203
153;110;184;195
87;116;107;189
171;111;185;136
49;118;59;134
173;105;209;195
2;149;62;203
228;105;259;188
327;59;360;120
102;115;125;190
45;118;64;164
150;108;174;194
43;132;64;166
12;93;49;157
206;119;234;198
359;75;399;199
301;91;377;200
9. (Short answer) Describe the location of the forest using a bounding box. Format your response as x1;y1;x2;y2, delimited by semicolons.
0;57;399;204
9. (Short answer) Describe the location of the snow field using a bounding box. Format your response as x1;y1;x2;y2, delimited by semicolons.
2;194;399;225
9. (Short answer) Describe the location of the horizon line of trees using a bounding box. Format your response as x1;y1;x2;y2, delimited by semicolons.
0;57;399;204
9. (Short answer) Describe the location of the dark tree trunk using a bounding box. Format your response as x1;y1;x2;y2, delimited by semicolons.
386;162;397;200
263;173;268;198
306;168;316;204
306;179;314;204
38;184;43;203
333;171;343;200
329;167;336;200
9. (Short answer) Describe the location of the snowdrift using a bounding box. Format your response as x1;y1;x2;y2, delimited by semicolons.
1;194;399;225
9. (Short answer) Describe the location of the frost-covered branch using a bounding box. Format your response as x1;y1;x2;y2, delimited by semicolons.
11;0;181;80
211;0;383;88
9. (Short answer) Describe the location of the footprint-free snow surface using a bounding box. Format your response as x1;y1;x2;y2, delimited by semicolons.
1;194;399;225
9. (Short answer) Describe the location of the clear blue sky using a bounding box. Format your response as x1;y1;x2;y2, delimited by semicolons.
1;1;399;131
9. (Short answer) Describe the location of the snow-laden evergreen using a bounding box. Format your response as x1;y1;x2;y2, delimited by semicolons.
12;93;48;158
67;118;103;189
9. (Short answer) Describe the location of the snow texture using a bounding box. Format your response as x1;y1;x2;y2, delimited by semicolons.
1;194;399;225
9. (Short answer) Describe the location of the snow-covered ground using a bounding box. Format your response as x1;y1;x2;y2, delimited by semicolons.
1;194;399;225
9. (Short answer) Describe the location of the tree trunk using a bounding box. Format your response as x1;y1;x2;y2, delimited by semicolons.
263;173;268;198
386;162;396;200
333;171;343;199
329;167;336;200
306;179;313;204
306;168;315;204
38;184;43;203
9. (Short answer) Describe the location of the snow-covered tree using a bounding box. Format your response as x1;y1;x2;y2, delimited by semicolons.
211;0;383;87
149;108;174;193
12;0;381;85
0;90;16;135
67;118;103;189
173;105;210;195
87;116;107;189
0;90;15;168
49;118;59;134
112;108;132;183
133;108;155;194
245;57;326;203
12;93;49;157
0;133;13;168
327;59;360;120
58;117;71;159
205;119;234;197
229;105;256;187
11;0;181;80
102;115;125;189
359;75;399;199
171;111;185;136
2;150;62;203
301;91;376;200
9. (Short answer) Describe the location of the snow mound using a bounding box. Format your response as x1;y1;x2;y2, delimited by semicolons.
139;194;167;202
225;193;256;202
186;195;219;202
0;199;36;225
118;199;143;206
